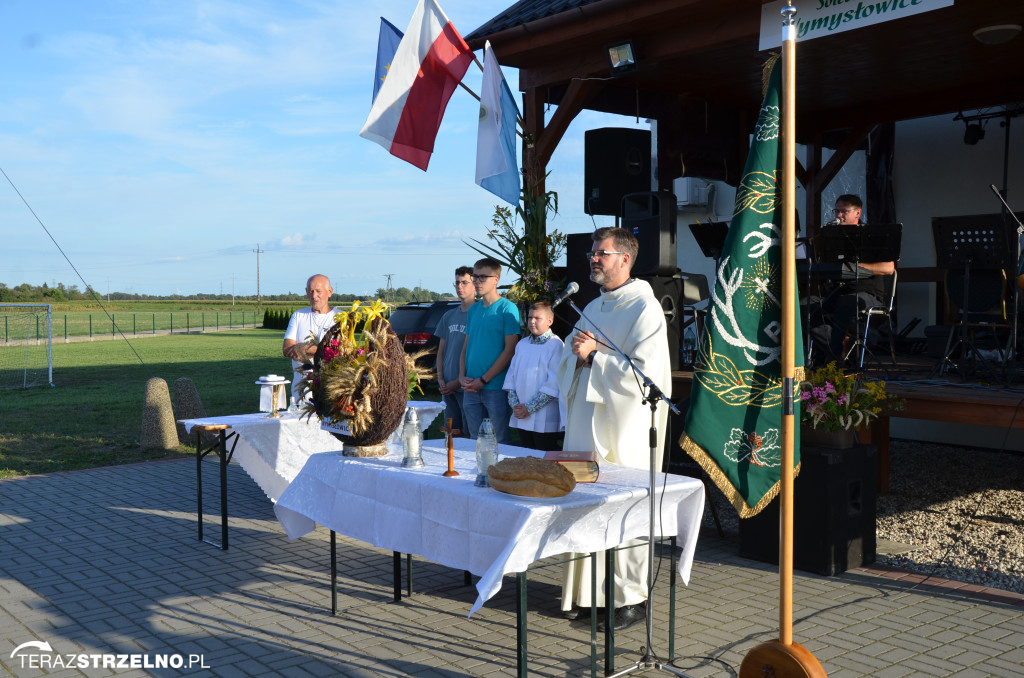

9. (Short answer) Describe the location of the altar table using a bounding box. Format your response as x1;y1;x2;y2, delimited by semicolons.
273;438;706;617
181;401;445;502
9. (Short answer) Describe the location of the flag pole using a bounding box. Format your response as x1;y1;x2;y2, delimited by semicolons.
779;0;798;648
740;3;827;675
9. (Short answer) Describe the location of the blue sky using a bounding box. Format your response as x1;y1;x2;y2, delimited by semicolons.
0;0;644;297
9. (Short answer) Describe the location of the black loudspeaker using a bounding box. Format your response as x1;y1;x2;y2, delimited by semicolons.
584;128;652;216
565;233;602;306
623;191;678;277
552;233;603;340
739;443;877;576
640;273;683;372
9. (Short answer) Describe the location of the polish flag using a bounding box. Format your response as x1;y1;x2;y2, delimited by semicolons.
359;0;473;171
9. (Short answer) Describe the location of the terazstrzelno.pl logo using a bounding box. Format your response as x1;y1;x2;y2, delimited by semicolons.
10;640;210;671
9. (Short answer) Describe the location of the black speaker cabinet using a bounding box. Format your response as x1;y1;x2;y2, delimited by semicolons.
623;191;678;277
640;273;683;372
739;442;877;576
584;128;652;216
552;233;602;340
565;233;602;306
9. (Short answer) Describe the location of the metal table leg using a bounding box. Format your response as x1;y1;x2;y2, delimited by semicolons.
191;424;236;550
331;531;338;615
516;572;528;678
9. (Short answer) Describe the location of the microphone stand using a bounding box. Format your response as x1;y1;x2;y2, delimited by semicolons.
990;184;1023;376
563;295;691;678
837;226;869;367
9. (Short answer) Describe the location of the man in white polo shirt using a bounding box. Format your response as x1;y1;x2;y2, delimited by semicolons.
282;274;340;405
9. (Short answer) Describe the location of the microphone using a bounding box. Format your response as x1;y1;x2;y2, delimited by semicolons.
825;218;840;226
552;281;579;308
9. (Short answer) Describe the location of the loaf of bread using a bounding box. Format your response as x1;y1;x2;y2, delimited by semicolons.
488;456;577;498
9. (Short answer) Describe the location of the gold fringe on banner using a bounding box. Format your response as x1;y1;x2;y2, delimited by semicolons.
679;431;801;519
762;53;780;99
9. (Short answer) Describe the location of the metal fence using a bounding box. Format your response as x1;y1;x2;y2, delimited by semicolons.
2;310;261;343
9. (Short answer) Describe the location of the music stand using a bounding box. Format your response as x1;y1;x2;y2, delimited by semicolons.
930;221;1011;380
818;224;902;267
688;222;728;262
818;224;903;367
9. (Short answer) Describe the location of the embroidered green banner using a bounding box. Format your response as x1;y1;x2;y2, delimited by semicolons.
680;58;803;518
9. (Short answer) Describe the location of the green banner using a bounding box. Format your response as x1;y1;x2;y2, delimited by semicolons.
680;57;803;518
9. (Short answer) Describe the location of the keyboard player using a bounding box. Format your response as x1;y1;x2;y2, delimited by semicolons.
821;194;895;362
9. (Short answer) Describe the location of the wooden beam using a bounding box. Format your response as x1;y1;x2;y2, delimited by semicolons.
807;124;873;198
805;134;823;233
521;88;546;196
533;79;605;169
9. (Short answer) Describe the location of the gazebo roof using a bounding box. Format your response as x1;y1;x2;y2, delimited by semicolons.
466;0;1024;139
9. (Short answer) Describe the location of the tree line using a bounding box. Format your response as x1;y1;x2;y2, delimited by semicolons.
0;282;450;304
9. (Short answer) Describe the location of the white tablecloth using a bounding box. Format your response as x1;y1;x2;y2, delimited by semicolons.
273;438;705;615
181;401;446;502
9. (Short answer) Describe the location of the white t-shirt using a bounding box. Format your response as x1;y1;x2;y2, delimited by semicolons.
284;307;340;402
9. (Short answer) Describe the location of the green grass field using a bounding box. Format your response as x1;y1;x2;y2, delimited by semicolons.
0;328;441;478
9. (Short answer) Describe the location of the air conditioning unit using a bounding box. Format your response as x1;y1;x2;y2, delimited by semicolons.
674;176;710;207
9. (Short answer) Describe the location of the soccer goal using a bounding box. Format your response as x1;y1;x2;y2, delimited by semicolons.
0;304;54;389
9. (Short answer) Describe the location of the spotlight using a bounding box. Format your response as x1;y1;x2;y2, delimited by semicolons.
606;41;636;76
973;24;1022;46
963;122;985;145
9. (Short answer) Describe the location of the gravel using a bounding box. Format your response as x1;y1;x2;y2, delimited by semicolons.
699;439;1024;594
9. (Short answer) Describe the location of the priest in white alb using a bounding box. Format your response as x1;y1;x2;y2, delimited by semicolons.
555;226;672;632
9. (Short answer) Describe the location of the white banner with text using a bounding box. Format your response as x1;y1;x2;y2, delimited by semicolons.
759;0;955;51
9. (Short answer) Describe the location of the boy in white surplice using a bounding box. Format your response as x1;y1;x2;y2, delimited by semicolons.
502;301;564;451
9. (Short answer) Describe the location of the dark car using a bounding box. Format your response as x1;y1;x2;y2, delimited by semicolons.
387;300;460;369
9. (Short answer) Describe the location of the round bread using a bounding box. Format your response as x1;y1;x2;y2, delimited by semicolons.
488;456;576;498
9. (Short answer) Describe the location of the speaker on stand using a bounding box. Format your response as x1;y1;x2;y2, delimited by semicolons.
622;191;678;277
553;233;603;340
639;271;684;371
584;128;652;216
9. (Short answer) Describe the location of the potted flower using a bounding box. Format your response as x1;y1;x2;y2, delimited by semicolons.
799;362;902;449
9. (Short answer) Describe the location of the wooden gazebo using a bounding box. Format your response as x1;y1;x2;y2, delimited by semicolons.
466;0;1024;220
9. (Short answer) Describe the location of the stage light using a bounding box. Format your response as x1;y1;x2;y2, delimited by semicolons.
606;41;636;76
973;24;1021;46
963;122;985;145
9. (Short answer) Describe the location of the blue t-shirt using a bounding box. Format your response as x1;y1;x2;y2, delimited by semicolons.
464;297;520;390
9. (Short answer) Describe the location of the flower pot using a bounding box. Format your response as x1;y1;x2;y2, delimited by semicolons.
800;425;857;450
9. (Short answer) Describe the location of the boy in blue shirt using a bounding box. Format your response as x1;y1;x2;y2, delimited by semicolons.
459;258;520;443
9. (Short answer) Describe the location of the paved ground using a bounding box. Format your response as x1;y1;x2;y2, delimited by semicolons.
1;458;1022;678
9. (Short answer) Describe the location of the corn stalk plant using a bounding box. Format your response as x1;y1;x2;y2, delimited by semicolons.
465;180;567;304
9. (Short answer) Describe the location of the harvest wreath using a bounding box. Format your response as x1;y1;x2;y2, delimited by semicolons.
298;300;432;449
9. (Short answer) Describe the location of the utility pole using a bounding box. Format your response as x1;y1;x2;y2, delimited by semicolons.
253;243;264;314
383;274;394;305
231;275;236;306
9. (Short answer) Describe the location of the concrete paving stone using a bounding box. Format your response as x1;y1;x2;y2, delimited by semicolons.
946;649;1006;670
931;628;981;646
944;668;995;678
8;461;1024;678
874;644;920;664
963;633;1022;659
891;627;945;650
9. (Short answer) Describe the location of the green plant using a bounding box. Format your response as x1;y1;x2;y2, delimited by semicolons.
799;362;902;432
466;181;566;304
